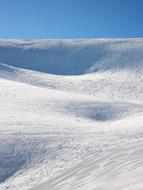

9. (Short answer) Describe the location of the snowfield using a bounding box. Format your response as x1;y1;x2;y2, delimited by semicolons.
0;39;143;190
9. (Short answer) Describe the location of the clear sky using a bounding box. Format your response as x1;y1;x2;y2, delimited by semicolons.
0;0;143;39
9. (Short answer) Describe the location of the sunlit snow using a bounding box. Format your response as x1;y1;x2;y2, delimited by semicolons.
0;39;143;190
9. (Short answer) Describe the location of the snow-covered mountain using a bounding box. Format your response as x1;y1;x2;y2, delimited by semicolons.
0;39;143;190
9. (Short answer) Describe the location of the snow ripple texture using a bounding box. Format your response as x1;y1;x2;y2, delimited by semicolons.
0;39;143;190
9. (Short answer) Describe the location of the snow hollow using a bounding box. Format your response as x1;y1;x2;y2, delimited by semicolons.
0;39;143;190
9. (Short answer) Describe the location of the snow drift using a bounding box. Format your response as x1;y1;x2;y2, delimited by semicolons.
0;39;143;75
0;39;143;190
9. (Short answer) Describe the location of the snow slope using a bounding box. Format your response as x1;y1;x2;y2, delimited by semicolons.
0;39;143;190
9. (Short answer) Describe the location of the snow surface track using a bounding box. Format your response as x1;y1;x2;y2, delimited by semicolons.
0;39;143;190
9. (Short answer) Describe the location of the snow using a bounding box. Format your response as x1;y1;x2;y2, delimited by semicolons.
0;39;143;190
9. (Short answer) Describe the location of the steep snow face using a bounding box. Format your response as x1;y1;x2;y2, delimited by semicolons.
0;39;143;75
0;39;143;190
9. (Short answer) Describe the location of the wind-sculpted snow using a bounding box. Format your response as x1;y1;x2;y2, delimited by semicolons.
1;62;143;102
0;39;143;75
0;39;143;190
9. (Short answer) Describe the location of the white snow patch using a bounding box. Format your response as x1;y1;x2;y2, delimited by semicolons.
0;39;143;190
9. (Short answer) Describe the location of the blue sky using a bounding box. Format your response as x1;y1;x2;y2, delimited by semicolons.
0;0;143;39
